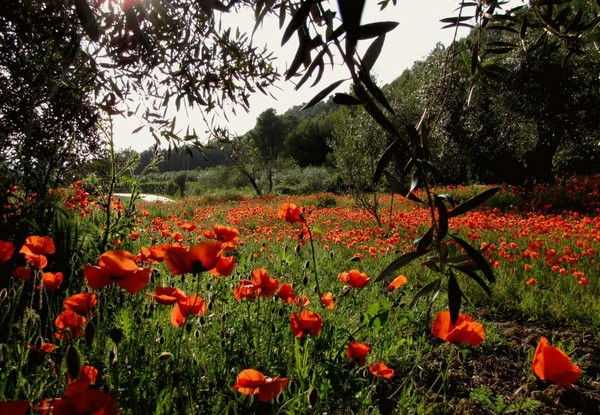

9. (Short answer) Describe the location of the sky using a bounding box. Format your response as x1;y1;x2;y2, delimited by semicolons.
112;1;474;152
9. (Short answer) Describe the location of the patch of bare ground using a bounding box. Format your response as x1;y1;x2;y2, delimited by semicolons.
377;311;600;414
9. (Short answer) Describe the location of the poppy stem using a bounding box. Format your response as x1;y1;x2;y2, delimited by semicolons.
305;224;322;304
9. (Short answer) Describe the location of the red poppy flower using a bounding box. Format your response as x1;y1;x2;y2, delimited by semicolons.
171;294;206;327
0;400;30;415
28;341;56;356
369;361;395;379
290;310;323;338
431;310;485;347
164;241;235;277
321;292;335;310
526;278;537;285
12;266;32;282
54;310;87;340
233;369;288;402
148;243;173;262
278;203;305;224
277;283;296;304
147;287;187;305
388;275;408;291
43;390;117;415
63;293;97;316
532;336;581;387
346;341;372;365
38;271;63;290
205;225;240;250
65;365;98;397
338;269;370;289
293;295;310;307
233;279;258;302
84;250;151;295
251;268;279;297
0;240;14;263
21;235;55;255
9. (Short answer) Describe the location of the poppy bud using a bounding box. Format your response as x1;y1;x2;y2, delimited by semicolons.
66;345;81;379
156;336;164;345
199;317;205;326
158;352;173;360
195;329;201;339
308;387;318;407
185;322;193;333
109;328;124;345
295;245;301;253
85;324;95;347
304;260;310;270
303;275;308;285
0;289;7;301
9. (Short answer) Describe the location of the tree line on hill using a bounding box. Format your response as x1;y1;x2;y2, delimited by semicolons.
132;31;599;191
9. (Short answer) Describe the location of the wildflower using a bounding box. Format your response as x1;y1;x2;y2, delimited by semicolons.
277;283;296;304
321;292;335;310
251;268;279;297
204;224;240;250
532;337;581;387
233;280;258;302
524;264;532;271
54;310;87;340
38;271;63;290
171;295;206;327
526;278;537;285
63;293;97;316
290;310;322;338
278;203;305;224
146;287;187;305
431;310;485;347
84;250;151;294
388;275;408;291
346;341;371;365
369;361;395;379
19;235;55;269
578;278;589;286
164;241;234;277
12;266;32;282
28;341;57;356
0;240;14;263
65;365;98;397
293;295;310;307
41;390;117;415
0;400;30;414
233;369;288;402
350;252;365;261
338;269;370;289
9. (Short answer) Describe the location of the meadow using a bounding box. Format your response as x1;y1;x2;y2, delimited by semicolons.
1;181;599;414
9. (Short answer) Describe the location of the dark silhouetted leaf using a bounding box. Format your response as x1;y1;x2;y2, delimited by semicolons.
282;0;313;46
447;187;500;218
285;31;310;80
440;15;473;24
357;21;399;40
373;138;401;184
375;251;425;282
362;34;386;73
295;48;326;90
435;196;449;239
450;234;495;284
415;226;433;254
448;271;462;325
358;70;395;114
338;0;366;44
384;171;424;203
333;93;362;106
452;265;492;296
75;0;101;41
410;278;441;308
301;79;345;110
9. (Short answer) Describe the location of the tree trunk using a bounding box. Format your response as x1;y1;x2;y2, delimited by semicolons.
524;124;559;183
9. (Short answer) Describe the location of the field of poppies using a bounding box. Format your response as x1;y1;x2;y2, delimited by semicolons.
1;180;599;414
